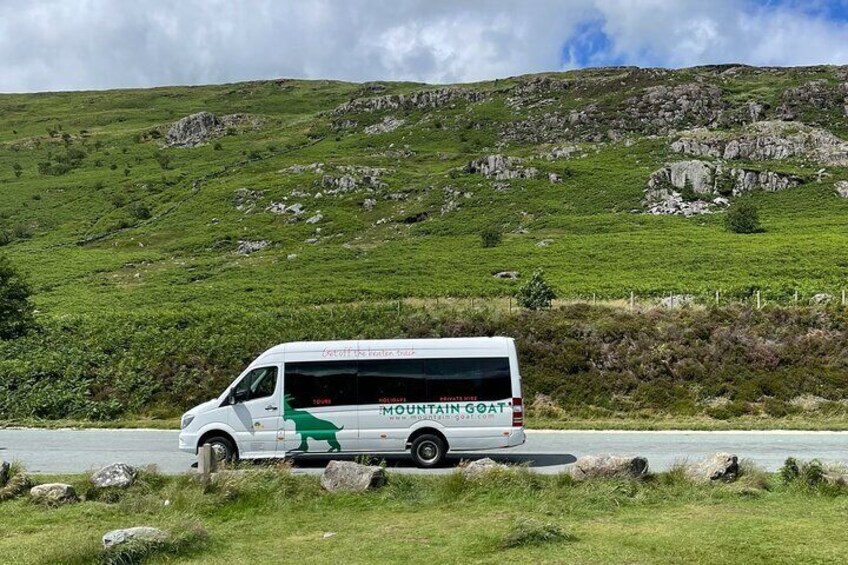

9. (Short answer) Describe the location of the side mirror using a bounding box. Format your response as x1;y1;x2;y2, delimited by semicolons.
230;388;248;404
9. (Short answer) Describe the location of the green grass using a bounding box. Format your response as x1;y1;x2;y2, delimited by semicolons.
2;465;848;564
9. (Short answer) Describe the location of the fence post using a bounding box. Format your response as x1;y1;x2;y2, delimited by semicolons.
592;293;596;306
794;290;799;304
630;291;635;310
843;289;846;306
198;444;217;483
508;297;512;313
715;290;719;305
756;290;762;310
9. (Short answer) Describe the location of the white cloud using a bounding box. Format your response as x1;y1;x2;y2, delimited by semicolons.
0;0;845;93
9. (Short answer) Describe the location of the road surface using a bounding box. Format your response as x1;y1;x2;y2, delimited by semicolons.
1;428;846;475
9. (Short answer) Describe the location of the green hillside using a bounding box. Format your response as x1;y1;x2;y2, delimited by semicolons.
3;65;848;424
2;65;848;313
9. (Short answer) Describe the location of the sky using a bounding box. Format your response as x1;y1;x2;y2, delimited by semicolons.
0;0;847;93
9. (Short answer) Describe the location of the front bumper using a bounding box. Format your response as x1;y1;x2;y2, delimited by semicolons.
178;431;199;454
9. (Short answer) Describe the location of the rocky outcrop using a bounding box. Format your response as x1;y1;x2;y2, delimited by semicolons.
777;80;848;120
334;87;486;115
644;159;800;215
166;112;221;147
364;116;405;135
320;166;387;194
90;463;137;489
30;483;79;506
685;453;739;482
236;240;270;256
233;188;264;212
810;293;833;305
320;460;387;493
466;155;538;180
836;181;848;198
280;163;325;175
266;202;304;216
103;527;168;549
570;455;649;480
672;121;848;166
494;271;519;279
625;83;725;133
462;458;508;479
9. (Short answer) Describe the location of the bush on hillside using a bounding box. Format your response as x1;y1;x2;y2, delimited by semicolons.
480;227;503;248
0;255;34;340
725;202;762;234
516;269;556;310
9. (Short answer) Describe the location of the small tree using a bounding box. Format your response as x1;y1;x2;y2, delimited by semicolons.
725;201;762;234
516;268;557;310
0;255;34;339
480;227;503;248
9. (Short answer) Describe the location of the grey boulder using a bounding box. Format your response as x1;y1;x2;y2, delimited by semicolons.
685;453;739;482
570;455;649;480
320;460;386;493
91;463;137;489
166;111;221;147
30;483;79;505
462;458;508;479
103;526;168;548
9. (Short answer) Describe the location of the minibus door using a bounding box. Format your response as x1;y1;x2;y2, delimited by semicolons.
227;365;283;457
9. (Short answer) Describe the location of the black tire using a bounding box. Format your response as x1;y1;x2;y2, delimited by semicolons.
410;434;446;468
202;435;238;463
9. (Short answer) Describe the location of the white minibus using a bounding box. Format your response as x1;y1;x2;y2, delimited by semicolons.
178;337;525;467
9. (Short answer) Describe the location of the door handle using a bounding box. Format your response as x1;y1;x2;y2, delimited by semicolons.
265;405;278;411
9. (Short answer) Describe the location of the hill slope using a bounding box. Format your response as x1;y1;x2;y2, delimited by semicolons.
2;65;848;313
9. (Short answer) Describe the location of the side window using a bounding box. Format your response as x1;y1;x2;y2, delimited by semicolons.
285;361;357;409
425;358;511;402
233;366;278;402
358;360;427;405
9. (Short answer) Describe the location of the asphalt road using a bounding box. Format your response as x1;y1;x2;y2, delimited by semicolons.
1;428;846;475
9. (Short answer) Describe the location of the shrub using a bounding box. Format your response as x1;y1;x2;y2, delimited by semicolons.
516;269;556;310
131;204;152;220
501;517;574;548
213;142;223;151
0;255;35;339
725;201;762;234
480;227;503;248
155;152;172;170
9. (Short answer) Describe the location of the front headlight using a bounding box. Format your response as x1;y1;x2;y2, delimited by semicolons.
181;414;195;429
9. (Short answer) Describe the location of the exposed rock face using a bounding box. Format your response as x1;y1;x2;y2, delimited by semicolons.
626;83;725;133
545;145;579;160
685;453;739;482
645;159;800;215
462;458;508;479
570;455;649;480
236;240;270;255
30;483;79;505
672;121;848;166
266;202;304;216
365;116;405;135
836;181;848;198
166;112;221;147
320;460;387;493
466;155;538;180
280;163;324;175
103;527;168;549
320;166;387;194
334;87;486;115
777;80;848;120
90;463;137;489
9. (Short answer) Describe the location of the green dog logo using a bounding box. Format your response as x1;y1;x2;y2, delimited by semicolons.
283;394;344;453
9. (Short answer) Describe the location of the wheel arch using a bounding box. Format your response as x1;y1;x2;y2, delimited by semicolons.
406;426;449;452
197;429;239;457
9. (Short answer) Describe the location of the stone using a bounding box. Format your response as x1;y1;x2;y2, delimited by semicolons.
305;212;323;224
102;526;168;549
363;198;377;211
286;253;298;260
30;483;79;505
236;240;270;256
233;187;264;212
466;155;538;181
570;455;649;480
494;271;519;279
836;181;848;198
462;458;508;479
166;111;221;148
659;294;694;308
810;293;833;305
536;239;553;248
320;460;387;493
266;202;304;216
0;460;8;487
90;463;137;489
364;116;405;135
685;453;739;482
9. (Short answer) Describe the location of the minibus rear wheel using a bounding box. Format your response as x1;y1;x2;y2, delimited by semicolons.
411;434;446;468
202;435;237;463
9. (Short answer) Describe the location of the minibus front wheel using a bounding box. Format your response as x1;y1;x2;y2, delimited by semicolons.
200;434;238;463
410;433;446;468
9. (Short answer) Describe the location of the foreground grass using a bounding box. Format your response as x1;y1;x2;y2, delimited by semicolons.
1;465;847;564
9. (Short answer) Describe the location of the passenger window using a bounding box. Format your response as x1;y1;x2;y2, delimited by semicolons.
425;358;511;402
358;359;427;405
233;366;278;402
285;361;357;408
